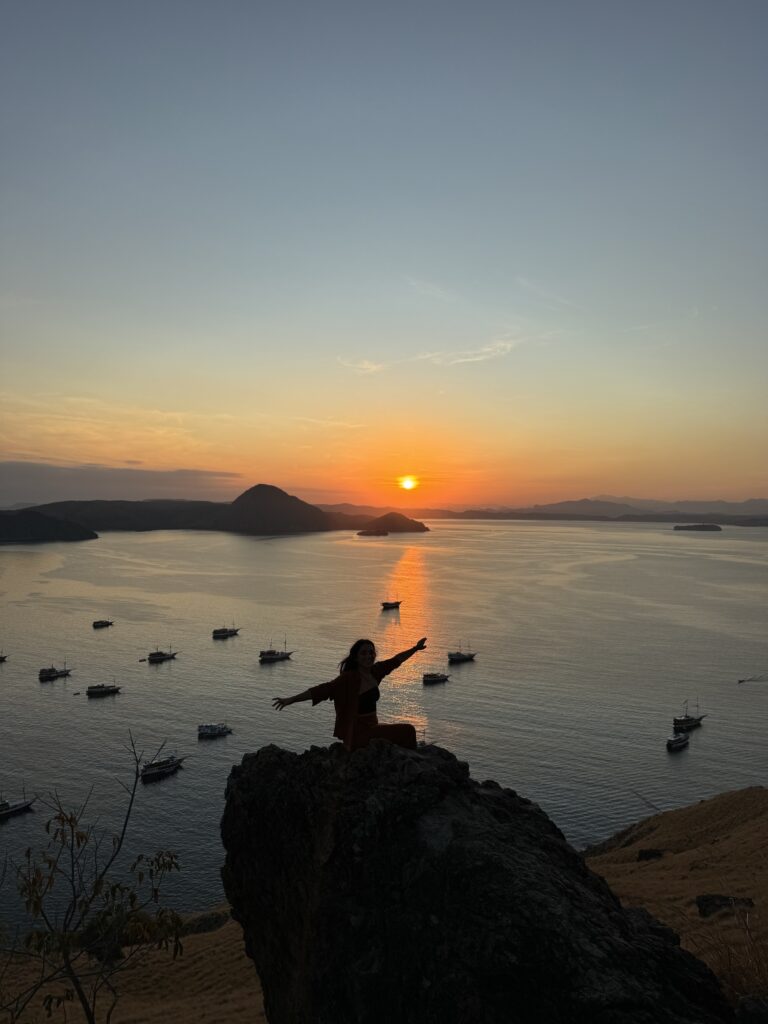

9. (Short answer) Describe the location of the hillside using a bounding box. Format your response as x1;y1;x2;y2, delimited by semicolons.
0;509;97;543
586;786;768;1001
5;788;766;1020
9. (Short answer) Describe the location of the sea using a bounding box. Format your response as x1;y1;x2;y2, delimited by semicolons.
1;520;767;922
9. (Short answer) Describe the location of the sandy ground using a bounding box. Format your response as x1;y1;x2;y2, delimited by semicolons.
586;785;768;999
2;914;265;1024
5;787;766;1020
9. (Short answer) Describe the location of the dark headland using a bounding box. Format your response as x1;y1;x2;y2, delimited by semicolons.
1;484;429;543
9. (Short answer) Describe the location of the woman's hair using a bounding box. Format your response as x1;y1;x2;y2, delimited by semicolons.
339;638;376;674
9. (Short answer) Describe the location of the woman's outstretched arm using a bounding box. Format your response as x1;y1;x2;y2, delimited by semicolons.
376;637;428;678
272;689;313;711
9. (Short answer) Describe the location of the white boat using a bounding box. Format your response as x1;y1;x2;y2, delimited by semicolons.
39;662;72;681
259;639;293;664
666;732;689;752
140;753;185;781
92;619;113;629
381;600;401;610
447;646;476;664
0;795;36;820
672;700;707;733
86;683;121;698
212;625;240;639
146;648;177;664
197;722;232;739
423;672;450;685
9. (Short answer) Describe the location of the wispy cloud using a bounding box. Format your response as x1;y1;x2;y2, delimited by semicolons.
337;329;543;376
412;338;527;366
515;276;575;309
337;358;385;375
291;416;362;430
407;277;456;301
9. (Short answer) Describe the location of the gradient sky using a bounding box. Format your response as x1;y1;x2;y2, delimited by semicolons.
1;0;766;508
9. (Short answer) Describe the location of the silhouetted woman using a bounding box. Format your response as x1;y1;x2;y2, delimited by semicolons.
272;637;426;751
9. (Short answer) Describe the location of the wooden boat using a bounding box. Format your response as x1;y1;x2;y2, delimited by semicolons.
146;649;178;664
92;619;113;629
212;626;240;639
140;753;185;782
86;683;121;698
666;732;689;752
0;795;36;820
447;646;476;664
672;700;707;733
259;640;293;664
423;672;450;685
39;662;72;681
198;722;232;739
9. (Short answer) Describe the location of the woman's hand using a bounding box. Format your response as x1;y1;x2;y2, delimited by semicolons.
415;637;427;651
272;696;291;711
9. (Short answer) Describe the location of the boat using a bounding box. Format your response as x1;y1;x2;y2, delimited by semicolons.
140;753;185;782
0;650;7;663
259;640;293;664
423;672;450;685
38;662;72;681
86;683;121;698
212;626;240;639
197;722;232;739
447;646;476;664
0;795;36;820
666;732;690;752
381;600;401;610
672;700;707;733
92;619;114;629
146;649;178;664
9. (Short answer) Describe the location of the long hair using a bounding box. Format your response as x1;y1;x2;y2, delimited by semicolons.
339;638;376;674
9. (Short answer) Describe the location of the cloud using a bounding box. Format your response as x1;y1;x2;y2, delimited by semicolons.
0;461;244;506
515;276;575;309
337;358;385;375
292;416;362;430
412;337;529;366
407;277;456;301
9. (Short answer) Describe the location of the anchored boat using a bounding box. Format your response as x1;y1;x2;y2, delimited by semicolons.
140;753;185;782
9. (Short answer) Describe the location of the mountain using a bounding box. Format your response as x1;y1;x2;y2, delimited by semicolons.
226;484;331;534
28;485;430;538
0;509;98;543
362;512;429;533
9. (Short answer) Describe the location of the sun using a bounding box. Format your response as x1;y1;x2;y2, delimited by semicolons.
397;475;419;491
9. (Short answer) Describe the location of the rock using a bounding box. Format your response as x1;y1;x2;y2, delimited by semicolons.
696;894;755;918
221;742;734;1024
736;996;768;1023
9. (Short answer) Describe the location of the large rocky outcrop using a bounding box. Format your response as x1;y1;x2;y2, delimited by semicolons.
221;742;733;1024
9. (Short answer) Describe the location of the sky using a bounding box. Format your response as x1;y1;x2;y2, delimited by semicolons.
1;0;766;509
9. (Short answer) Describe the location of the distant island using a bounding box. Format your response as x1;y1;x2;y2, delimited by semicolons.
0;509;97;544
318;496;768;528
1;485;429;543
4;486;768;544
673;523;723;532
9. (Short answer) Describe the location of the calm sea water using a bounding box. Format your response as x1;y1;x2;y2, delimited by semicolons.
1;521;767;920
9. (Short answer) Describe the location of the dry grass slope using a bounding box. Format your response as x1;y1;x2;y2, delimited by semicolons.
586;786;768;1001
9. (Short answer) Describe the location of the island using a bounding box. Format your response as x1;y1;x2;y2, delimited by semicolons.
0;510;98;544
673;523;723;532
24;484;429;539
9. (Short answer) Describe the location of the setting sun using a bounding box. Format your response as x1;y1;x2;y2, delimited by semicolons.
397;475;419;491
